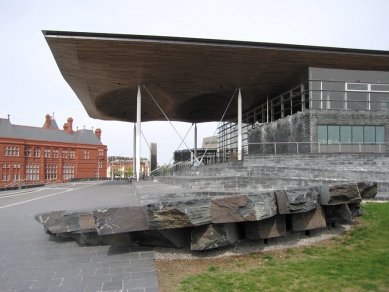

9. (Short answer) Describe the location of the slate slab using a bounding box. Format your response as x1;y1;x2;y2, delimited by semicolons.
245;214;286;239
291;206;327;231
147;198;211;229
317;182;362;205
191;223;243;250
275;188;319;214
211;192;277;223
94;206;149;235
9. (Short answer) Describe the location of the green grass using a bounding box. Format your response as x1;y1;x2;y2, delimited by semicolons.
179;203;389;292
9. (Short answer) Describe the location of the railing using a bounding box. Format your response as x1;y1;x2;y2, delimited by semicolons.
247;142;387;155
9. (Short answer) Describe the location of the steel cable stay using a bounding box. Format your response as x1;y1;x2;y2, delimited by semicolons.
143;84;201;165
198;87;238;165
166;122;194;167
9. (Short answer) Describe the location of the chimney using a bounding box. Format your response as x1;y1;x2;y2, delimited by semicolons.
67;117;74;134
63;123;68;131
45;114;51;129
95;128;102;140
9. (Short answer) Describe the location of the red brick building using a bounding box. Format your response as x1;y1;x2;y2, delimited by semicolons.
0;114;107;188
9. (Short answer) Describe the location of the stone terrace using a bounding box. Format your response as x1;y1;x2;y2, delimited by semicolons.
156;153;389;197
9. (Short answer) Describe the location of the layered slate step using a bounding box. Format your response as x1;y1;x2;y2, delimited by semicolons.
35;180;376;251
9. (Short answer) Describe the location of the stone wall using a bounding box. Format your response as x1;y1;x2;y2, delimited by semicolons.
248;110;311;154
248;109;389;154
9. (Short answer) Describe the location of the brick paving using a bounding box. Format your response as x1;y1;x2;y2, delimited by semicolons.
0;181;159;292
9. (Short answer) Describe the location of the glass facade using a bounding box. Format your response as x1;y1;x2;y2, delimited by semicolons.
217;67;389;158
318;126;385;144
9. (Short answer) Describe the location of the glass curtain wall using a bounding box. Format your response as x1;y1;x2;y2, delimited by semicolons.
217;68;389;160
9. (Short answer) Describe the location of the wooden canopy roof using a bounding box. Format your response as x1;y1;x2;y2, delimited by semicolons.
43;31;389;123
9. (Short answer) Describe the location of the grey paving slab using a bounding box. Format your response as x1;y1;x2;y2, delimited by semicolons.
0;181;159;292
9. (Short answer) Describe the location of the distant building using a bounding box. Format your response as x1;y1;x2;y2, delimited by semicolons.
107;156;150;178
150;143;157;173
0;114;107;188
174;136;218;165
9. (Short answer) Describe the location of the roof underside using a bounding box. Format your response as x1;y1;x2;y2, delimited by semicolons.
43;31;389;123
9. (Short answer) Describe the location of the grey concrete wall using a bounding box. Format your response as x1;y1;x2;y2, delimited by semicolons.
248;109;389;154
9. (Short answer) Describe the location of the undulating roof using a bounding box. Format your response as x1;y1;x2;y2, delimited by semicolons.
43;31;389;123
0;118;103;145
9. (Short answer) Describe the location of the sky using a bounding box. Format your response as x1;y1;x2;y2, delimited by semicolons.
1;0;389;164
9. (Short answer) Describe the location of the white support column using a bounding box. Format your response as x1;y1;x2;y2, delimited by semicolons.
238;88;242;161
136;86;141;181
133;123;136;177
194;123;197;160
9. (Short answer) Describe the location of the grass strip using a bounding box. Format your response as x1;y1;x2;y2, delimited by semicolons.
179;203;389;292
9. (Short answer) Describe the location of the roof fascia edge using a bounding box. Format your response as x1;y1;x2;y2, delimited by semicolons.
42;30;389;57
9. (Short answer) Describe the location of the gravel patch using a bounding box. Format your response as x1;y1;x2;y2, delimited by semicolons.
154;224;351;261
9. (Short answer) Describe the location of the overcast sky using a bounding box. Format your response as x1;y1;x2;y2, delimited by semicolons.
1;0;388;164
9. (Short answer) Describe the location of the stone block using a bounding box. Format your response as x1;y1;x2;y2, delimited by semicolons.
132;228;190;248
191;223;243;250
147;198;211;229
291;206;326;232
94;206;149;235
275;188;319;214
324;204;353;224
244;215;286;239
316;182;361;205
34;210;96;234
357;181;377;199
71;232;101;245
211;193;277;223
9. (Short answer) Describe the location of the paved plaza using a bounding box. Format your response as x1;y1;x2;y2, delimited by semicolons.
0;181;159;292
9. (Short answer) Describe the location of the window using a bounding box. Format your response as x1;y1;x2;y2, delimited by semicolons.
34;148;40;157
84;151;89;159
26;164;40;180
53;149;59;158
44;148;50;158
318;125;385;144
98;149;104;156
70;150;75;159
45;164;58;180
62;150;67;158
13;164;20;168
13;174;20;181
63;164;74;180
98;160;103;168
25;147;31;157
4;146;20;156
2;174;10;181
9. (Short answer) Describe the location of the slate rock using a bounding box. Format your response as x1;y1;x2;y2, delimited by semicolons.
211;193;277;223
324;204;353;224
132;228;190;248
317;182;361;205
245;214;286;240
71;232;101;245
191;223;243;250
94;206;149;235
357;181;377;199
291;206;327;231
348;203;364;217
275;188;319;214
34;210;95;234
147;198;211;229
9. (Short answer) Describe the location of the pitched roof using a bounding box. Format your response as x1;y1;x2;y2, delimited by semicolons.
0;118;103;145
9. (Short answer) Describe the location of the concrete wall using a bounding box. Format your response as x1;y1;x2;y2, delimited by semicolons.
248;109;389;154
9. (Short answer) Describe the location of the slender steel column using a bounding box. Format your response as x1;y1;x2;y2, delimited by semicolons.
136;86;141;181
238;88;242;160
133;123;136;177
194;123;197;160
